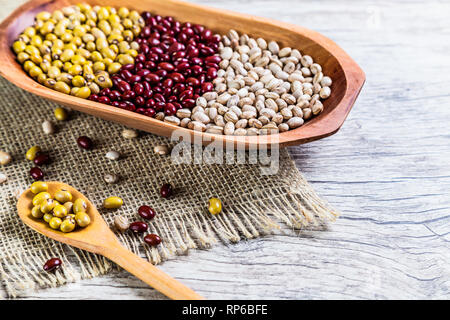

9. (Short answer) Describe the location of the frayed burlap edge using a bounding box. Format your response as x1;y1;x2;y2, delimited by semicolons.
0;172;338;298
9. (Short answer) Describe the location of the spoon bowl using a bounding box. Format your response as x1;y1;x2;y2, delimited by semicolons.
17;181;204;300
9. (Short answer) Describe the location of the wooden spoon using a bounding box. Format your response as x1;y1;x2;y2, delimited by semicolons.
16;181;204;300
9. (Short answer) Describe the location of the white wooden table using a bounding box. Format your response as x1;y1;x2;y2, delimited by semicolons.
1;0;449;299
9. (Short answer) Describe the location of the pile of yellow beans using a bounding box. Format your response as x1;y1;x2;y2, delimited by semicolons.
12;3;144;98
30;181;91;233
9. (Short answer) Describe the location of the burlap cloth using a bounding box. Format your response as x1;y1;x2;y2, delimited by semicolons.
0;76;338;297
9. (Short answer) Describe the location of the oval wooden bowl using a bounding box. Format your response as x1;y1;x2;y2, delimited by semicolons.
0;0;365;149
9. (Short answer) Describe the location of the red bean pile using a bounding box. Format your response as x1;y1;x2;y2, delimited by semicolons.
89;12;221;118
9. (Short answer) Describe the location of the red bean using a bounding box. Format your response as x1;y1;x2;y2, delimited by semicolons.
136;69;151;77
174;62;190;72
128;75;141;83
100;88;111;96
162;78;174;88
138;205;156;220
144;108;156;117
158;62;175;72
135;53;146;63
121;64;135;71
186;77;200;87
182;98;196;109
153;86;163;94
135;96;145;106
43;258;62;272
172;51;186;60
205;55;221;64
190;57;203;65
144;90;153;99
206;67;218;81
97;96;111;104
155;69;168;78
163;87;172;97
144;60;156;70
164;103;177;116
122;90;136;100
142;11;152;21
145;73;160;84
33;153;50;166
155;101;165;111
77;136;93;150
201;82;213;92
205;62;219;69
179;89;193;101
120;69;133;80
172;102;182;109
153;93;165;102
117;81;131;92
160;183;173;198
168;42;184;54
169;72;185;83
144;234;161;246
133;83;145;95
109;90;121;101
30;167;44;180
129;221;148;233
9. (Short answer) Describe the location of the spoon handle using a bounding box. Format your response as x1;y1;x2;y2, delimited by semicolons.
102;243;204;300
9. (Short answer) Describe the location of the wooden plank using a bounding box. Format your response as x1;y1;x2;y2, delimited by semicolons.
1;0;449;299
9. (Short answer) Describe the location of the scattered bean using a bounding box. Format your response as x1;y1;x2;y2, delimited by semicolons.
33;153;50;166
0;151;12;165
77;136;93;149
105;150;120;160
43;258;62;272
114;215;129;232
129;221;148;233
104;173;119;184
144;234;161;246
0;172;7;184
29;167;45;181
138;205;156;220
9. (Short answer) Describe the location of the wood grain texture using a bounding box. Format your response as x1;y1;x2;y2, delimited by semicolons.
1;0;450;300
0;0;364;149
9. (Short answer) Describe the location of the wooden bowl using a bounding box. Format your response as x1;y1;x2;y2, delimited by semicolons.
0;0;365;148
